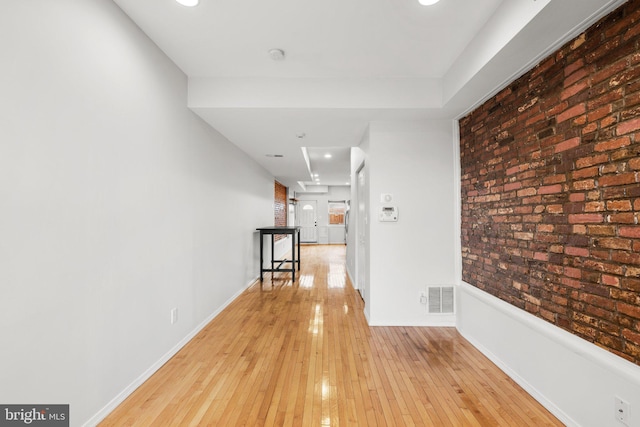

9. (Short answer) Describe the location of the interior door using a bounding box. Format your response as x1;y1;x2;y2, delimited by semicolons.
356;165;367;301
298;201;317;243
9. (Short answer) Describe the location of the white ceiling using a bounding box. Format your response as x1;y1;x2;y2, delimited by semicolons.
113;0;625;190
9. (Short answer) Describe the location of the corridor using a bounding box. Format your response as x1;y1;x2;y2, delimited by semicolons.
101;245;561;426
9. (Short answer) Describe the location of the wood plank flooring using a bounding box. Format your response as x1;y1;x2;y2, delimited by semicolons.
100;245;562;426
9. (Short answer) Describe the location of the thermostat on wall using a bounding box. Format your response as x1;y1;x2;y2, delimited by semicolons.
379;206;398;222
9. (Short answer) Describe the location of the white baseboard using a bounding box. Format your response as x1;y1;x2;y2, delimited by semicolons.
366;316;456;327
83;277;258;427
457;281;640;427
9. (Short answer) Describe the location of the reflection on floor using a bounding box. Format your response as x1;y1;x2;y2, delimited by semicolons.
100;244;561;426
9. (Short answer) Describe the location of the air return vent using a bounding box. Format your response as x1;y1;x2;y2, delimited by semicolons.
428;287;454;314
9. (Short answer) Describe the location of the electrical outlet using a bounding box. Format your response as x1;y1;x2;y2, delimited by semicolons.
170;308;178;325
615;396;629;426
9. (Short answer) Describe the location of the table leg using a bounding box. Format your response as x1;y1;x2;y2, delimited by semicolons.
271;233;275;275
291;230;296;282
297;229;301;270
259;231;264;281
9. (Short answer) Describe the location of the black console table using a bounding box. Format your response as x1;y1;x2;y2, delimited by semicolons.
256;226;301;281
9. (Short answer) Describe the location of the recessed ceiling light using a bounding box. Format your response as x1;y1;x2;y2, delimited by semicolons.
176;0;199;6
268;49;285;61
296;132;306;139
265;154;284;158
418;0;440;5
324;153;332;159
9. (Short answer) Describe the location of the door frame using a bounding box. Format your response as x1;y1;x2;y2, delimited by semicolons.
296;200;318;243
355;163;367;303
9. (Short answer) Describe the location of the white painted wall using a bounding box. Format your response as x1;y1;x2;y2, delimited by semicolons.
457;282;640;427
364;121;456;326
0;1;273;425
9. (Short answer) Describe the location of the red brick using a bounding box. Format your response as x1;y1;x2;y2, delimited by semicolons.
554;137;581;153
588;225;617;236
602;274;620;286
576;154;609;168
573;167;599;179
565;58;585;76
561;81;589;100
504;182;522;191
506;164;528;175
599;173;637;187
546;204;564;214
572;323;597;339
601;116;618;128
539;184;563;195
569;213;604;223
458;0;640;366
620;227;640;238
523;214;543;223
612;251;640;265
607;213;637;223
515;205;533;214
629;158;640;170
622;328;640;344
565;267;582;278
582;122;598;135
517;188;537;197
572;179;596;191
534;252;549;261
617;117;640;135
565;67;589;87
543;174;567;185
565;246;590;257
594;137;631;152
562;277;582;288
558;104;587;123
514;232;534;240
588;105;613;122
585;201;605;212
607;200;632;211
618;302;640;320
596;238;632;250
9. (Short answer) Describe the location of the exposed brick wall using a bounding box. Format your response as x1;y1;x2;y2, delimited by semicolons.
274;181;287;241
460;0;640;365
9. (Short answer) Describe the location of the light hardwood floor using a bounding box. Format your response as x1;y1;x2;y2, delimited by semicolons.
100;245;562;426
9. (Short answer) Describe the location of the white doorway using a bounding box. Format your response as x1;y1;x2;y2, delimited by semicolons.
298;201;317;243
356;164;367;302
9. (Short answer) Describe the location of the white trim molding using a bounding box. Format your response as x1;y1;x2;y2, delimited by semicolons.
456;281;640;427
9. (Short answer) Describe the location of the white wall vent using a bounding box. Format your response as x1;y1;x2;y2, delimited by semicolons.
428;286;454;314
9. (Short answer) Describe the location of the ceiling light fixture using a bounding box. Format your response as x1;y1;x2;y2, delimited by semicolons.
418;0;440;5
324;153;332;159
296;132;306;139
268;49;286;61
176;0;199;6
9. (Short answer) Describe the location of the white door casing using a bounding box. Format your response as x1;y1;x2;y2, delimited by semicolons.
356;165;367;301
298;201;317;243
